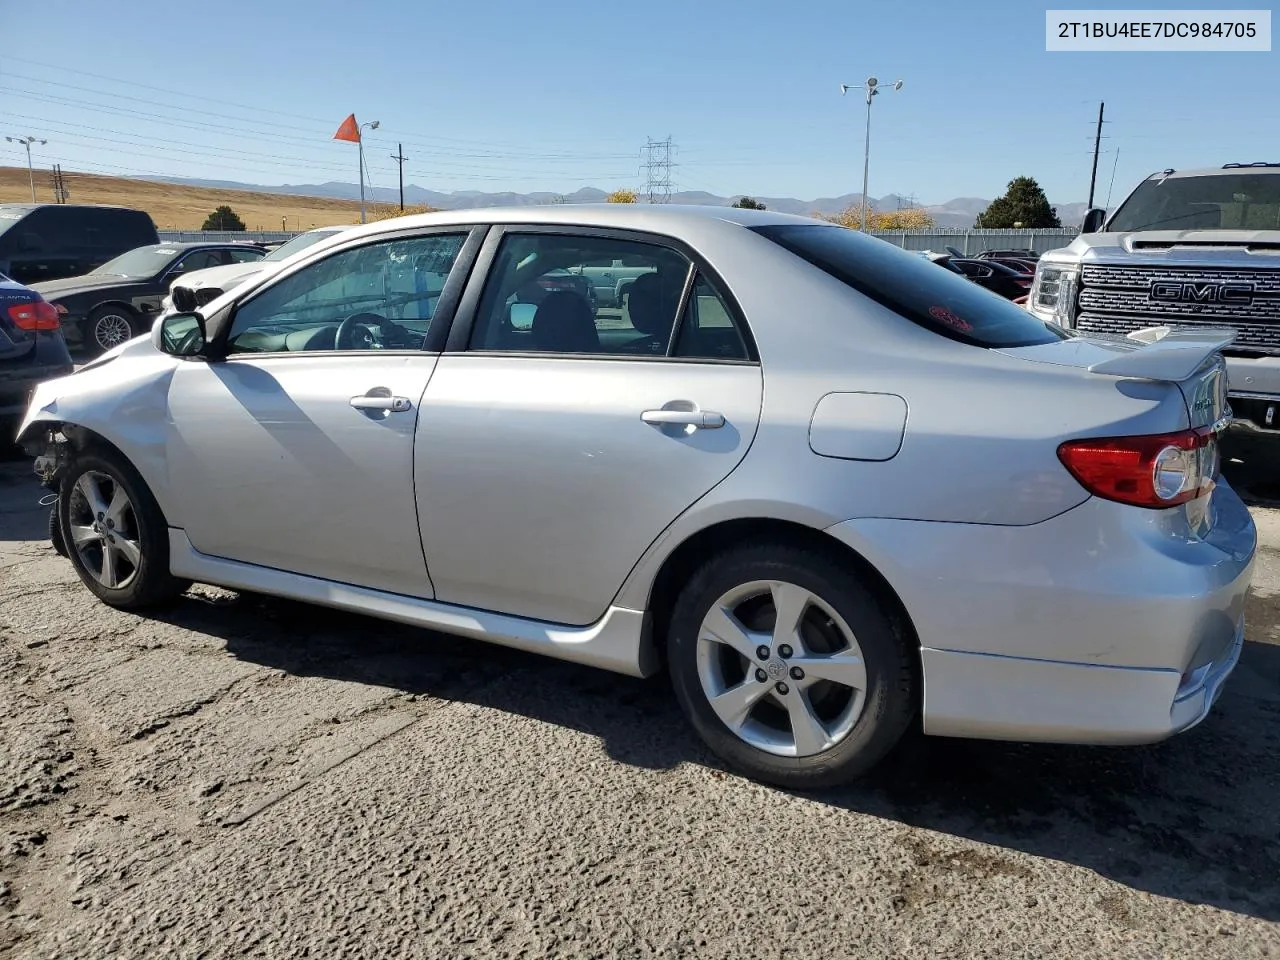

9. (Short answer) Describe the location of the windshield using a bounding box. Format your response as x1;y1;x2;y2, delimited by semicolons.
753;224;1064;348
1108;172;1280;232
0;207;28;239
263;229;344;262
91;245;179;278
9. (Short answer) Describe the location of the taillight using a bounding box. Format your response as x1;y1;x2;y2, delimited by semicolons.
1057;427;1218;508
7;300;60;331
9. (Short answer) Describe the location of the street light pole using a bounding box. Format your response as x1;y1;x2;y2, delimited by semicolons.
5;135;47;202
357;120;380;223
840;78;902;232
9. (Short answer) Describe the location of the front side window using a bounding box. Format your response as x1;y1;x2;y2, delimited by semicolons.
227;247;266;264
468;233;692;356
226;233;468;354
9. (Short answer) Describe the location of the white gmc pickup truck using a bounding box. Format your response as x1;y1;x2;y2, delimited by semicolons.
1029;162;1280;448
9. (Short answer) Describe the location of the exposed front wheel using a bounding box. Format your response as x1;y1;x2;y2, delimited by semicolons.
87;306;137;355
667;544;916;789
58;448;191;609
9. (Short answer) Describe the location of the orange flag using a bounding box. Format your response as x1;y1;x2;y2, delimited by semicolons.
333;113;360;143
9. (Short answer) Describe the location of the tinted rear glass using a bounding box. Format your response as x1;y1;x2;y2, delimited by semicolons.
753;224;1064;348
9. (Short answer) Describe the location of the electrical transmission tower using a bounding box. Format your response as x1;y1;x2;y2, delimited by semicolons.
642;137;675;204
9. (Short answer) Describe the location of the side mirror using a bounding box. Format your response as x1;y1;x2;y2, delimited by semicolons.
171;285;198;313
155;311;207;357
1080;208;1107;233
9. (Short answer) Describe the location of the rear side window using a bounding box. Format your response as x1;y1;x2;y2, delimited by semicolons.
753;224;1064;348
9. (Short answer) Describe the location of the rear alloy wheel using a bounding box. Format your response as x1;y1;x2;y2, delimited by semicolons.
668;544;916;789
58;449;190;609
88;307;136;354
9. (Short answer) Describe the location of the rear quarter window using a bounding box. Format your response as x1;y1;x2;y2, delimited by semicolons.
752;224;1063;348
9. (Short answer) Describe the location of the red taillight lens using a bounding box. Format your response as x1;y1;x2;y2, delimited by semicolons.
1058;428;1217;508
7;300;60;331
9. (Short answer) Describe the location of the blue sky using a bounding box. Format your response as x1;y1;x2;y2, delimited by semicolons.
2;0;1277;204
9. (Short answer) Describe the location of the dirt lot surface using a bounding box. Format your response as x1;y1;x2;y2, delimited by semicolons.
0;166;417;232
2;449;1279;959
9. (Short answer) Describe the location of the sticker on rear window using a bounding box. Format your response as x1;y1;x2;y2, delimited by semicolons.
156;248;178;254
929;305;973;333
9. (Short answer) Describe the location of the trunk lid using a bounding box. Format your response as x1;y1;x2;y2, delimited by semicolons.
0;282;37;362
996;326;1232;432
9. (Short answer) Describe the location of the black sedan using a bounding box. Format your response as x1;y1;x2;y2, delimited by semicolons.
32;242;267;356
0;273;73;442
930;255;1033;301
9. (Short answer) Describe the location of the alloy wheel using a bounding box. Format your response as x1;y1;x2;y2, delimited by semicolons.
94;313;133;351
67;470;142;590
695;579;868;758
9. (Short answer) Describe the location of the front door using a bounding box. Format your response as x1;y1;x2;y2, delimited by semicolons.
166;229;475;598
416;229;763;625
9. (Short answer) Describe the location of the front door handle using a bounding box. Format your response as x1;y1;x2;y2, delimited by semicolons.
350;394;413;413
641;408;725;429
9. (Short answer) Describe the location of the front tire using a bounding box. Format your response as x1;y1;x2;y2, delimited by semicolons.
667;543;916;790
58;448;190;609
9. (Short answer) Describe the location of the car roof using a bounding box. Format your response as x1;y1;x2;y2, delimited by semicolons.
1146;164;1280;180
145;241;266;250
0;202;147;213
331;203;822;244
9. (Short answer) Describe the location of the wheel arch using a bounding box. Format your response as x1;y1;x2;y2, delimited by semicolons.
640;516;922;673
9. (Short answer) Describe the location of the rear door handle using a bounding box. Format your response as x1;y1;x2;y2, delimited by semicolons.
641;408;725;429
350;395;413;413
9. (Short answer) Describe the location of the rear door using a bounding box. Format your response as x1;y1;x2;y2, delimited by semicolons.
415;227;763;626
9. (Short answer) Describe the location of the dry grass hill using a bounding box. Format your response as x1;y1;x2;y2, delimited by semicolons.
0;165;416;230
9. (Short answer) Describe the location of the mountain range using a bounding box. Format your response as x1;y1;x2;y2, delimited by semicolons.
146;176;1090;228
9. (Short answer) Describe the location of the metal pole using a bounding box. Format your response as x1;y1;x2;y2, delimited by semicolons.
24;141;35;202
397;143;404;211
359;135;366;224
1087;101;1105;209
861;91;872;232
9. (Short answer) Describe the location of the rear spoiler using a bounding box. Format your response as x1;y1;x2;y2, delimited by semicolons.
1086;326;1235;382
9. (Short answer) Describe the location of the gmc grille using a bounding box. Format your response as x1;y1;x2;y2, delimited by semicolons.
1076;264;1280;354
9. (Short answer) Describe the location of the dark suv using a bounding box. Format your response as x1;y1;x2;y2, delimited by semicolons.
0;204;159;286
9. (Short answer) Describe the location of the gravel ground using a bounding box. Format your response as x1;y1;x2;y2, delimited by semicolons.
1;446;1279;959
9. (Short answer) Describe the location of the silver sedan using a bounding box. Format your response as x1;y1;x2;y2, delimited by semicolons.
16;205;1256;789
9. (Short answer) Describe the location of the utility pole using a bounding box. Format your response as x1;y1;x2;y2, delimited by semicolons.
5;135;47;202
390;143;408;211
50;164;69;203
1087;101;1105;210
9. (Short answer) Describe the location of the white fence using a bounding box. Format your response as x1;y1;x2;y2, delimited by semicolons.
160;227;1081;256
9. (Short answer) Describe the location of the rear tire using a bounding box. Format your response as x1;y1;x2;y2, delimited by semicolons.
58;447;191;609
49;505;66;557
667;543;916;790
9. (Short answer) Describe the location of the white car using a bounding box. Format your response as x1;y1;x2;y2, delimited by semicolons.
164;226;354;313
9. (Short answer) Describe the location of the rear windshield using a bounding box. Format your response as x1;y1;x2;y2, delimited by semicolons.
263;229;344;262
752;224;1064;348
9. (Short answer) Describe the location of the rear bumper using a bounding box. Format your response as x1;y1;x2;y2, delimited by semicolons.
826;481;1256;744
918;617;1243;744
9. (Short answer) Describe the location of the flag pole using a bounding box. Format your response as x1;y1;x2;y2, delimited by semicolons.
359;134;366;224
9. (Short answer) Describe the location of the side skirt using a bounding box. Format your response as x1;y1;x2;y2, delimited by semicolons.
168;530;660;678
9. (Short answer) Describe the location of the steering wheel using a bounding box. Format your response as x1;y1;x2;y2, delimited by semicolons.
334;312;401;350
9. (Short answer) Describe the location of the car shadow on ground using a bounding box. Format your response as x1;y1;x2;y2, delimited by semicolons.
138;587;1280;923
